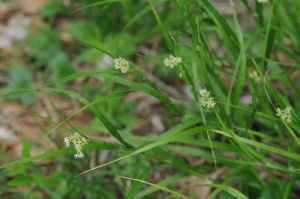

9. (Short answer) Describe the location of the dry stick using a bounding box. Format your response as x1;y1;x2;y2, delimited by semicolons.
138;67;183;99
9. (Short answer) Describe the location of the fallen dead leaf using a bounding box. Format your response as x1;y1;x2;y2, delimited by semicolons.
176;167;228;199
12;0;50;14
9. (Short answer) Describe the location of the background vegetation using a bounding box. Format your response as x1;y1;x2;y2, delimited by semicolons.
0;0;300;198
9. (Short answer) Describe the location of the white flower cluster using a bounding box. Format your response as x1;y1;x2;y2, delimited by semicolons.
276;107;292;123
113;57;130;73
249;71;261;83
163;55;182;68
64;132;88;158
199;89;216;108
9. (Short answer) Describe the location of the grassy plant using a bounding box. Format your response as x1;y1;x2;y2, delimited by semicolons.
1;0;300;198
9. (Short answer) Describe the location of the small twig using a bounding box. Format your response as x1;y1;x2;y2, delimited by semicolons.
138;67;183;99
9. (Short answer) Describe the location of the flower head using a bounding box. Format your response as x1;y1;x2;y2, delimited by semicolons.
74;152;84;159
64;132;88;158
114;57;130;73
199;89;216;108
258;0;268;3
276;107;292;123
200;89;210;98
249;71;261;83
64;137;70;147
164;55;182;68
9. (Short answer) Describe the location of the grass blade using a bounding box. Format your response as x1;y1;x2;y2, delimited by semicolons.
214;111;256;161
98;73;184;115
215;129;300;161
154;148;205;178
71;0;127;13
40;87;134;149
124;0;161;30
76;124;217;176
75;39;161;91
202;184;249;199
22;138;31;158
148;0;173;51
134;172;187;199
119;175;189;199
0;144;119;169
201;0;239;58
245;70;257;131
227;12;246;115
125;165;159;199
255;0;264;26
155;116;202;139
283;180;293;199
44;90;133;137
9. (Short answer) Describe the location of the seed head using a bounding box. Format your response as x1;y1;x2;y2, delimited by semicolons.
164;55;182;68
114;57;130;73
199;89;216;108
249;71;261;83
64;132;88;158
200;89;210;98
276;107;292;123
64;137;70;147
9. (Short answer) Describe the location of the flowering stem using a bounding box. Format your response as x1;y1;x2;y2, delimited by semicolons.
282;121;300;147
214;110;256;161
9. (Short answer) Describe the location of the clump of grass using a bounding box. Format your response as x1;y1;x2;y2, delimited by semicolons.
1;0;300;198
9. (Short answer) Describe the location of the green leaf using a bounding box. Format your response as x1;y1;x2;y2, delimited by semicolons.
63;21;102;42
75;39;161;92
258;189;272;199
126;165;157;199
44;90;134;137
240;0;258;25
200;0;239;58
8;71;183;115
178;139;243;154
261;6;277;69
202;184;249;199
76;124;217;176
33;172;62;199
94;73;184;115
227;12;245;116
148;0;173;52
41;87;134;149
54;180;68;197
155;116;202;139
154;148;205;177
124;1;160;30
282;180;293;199
215;129;300;161
71;0;126;13
49;52;76;88
255;0;264;26
40;1;69;19
135;172;187;199
197;26;233;128
245;70;257;131
7;164;32;176
0;144;119;169
264;28;277;62
25;28;62;66
3;67;36;105
7;176;33;186
119;175;189;199
22;138;31;158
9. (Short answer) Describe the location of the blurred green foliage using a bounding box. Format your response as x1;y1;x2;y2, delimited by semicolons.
1;0;300;198
3;67;36;105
